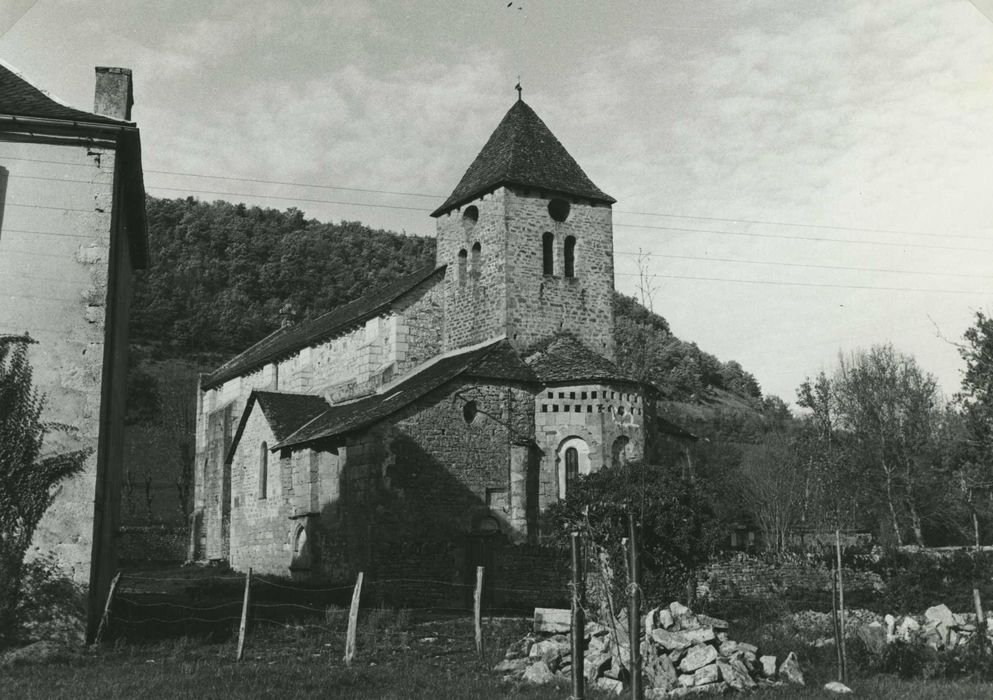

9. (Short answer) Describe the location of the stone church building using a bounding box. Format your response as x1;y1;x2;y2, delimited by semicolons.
192;97;692;601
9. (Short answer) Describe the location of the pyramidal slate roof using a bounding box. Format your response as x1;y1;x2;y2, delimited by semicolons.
0;62;128;124
524;334;636;385
431;99;615;217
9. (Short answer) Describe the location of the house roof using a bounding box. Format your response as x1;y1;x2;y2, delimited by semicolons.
0;62;148;269
0;62;129;125
202;263;444;390
524;334;636;385
274;338;536;449
431;99;615;217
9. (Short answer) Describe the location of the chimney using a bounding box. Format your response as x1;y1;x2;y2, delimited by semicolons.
93;67;133;121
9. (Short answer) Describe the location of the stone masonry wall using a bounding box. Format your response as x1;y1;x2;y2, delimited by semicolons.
228;407;293;575
505;189;615;360
534;383;645;504
436;190;510;352
435;187;616;361
194;274;443;563
697;554;883;602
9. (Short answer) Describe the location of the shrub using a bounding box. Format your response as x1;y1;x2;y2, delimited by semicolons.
0;335;89;646
547;462;725;607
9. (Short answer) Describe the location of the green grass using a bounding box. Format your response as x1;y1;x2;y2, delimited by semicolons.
4;613;993;699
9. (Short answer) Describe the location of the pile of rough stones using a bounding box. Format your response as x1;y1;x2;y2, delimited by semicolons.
495;601;804;697
854;603;993;653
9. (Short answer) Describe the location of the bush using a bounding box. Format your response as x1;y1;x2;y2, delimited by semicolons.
547;462;725;606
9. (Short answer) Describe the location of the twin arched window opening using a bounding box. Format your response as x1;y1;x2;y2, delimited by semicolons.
457;243;483;284
542;233;577;278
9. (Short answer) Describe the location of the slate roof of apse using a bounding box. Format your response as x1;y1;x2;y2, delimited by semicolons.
202;263;445;390
523;334;637;385
254;392;332;442
274;338;537;448
431;99;615;217
225;391;332;464
0;62;128;124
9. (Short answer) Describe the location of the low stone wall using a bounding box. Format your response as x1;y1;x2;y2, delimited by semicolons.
696;553;883;602
118;525;189;563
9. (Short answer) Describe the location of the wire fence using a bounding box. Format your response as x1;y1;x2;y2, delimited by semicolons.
102;567;549;664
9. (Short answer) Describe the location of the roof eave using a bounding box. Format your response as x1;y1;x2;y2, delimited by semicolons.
430;179;616;218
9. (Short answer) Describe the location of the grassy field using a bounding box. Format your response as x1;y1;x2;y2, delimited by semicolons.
4;612;993;699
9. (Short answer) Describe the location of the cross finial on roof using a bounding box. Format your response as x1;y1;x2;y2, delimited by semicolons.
515;78;522;101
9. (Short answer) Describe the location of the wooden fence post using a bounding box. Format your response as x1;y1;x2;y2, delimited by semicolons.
571;532;585;700
974;589;986;651
835;530;847;684
93;571;122;645
344;571;364;667
474;566;484;658
236;568;252;661
628;511;643;700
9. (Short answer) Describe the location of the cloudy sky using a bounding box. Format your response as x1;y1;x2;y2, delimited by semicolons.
4;0;993;405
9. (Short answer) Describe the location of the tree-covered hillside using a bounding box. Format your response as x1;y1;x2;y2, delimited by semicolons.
134;197;437;356
133;196;766;405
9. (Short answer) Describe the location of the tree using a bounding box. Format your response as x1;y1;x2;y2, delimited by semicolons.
954;311;993;546
737;432;805;555
547;461;725;605
0;335;89;643
799;345;948;547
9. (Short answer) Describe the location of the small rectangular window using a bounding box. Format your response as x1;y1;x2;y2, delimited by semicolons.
591;391;598;399
552;405;559;413
574;405;581;413
581;392;587;400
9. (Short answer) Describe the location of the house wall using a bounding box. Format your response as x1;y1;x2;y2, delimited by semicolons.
0;139;117;583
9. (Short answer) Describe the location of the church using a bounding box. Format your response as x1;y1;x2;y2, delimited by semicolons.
191;95;693;601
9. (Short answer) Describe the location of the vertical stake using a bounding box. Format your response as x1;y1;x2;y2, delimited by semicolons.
974;589;986;651
571;532;586;700
831;557;842;681
236;568;252;661
93;571;122;645
628;511;643;700
344;571;363;667
835;529;847;684
474;566;485;658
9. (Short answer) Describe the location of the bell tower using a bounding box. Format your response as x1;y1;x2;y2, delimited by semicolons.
432;97;618;360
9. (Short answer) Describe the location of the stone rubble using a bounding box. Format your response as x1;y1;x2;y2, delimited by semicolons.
870;603;993;651
496;601;804;697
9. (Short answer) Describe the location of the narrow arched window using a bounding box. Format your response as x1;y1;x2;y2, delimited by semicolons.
564;236;576;278
564;447;579;495
457;249;467;283
542;232;554;275
471;242;481;278
259;442;268;499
